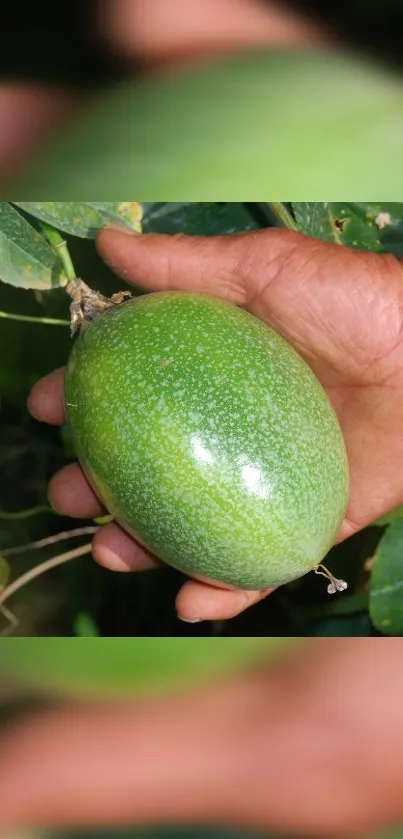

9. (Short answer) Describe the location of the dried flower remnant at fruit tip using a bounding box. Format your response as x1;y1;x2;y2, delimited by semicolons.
314;563;348;595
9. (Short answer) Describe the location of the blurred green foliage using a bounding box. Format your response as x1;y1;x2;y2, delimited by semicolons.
9;53;403;200
0;637;284;697
0;201;402;636
5;823;403;839
3;830;274;839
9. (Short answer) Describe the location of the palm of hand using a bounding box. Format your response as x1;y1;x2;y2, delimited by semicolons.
243;230;403;538
29;227;403;620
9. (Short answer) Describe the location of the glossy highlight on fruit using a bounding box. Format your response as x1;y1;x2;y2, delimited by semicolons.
64;292;349;590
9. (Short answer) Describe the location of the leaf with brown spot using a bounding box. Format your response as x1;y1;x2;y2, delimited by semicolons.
292;202;403;256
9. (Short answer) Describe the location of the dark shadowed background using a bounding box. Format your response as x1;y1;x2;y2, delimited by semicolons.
2;0;403;89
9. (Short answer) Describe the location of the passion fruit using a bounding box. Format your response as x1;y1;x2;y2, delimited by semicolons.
64;291;349;591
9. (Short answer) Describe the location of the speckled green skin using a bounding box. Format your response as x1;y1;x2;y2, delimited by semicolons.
64;292;349;590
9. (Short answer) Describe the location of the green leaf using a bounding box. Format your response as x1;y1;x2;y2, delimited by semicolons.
142;202;260;236
13;202;143;239
0;203;67;290
73;612;100;637
370;519;403;635
368;828;403;839
292;202;403;255
0;556;10;590
312;613;374;637
8;51;403;198
292;203;345;243
314;591;369;619
373;505;403;527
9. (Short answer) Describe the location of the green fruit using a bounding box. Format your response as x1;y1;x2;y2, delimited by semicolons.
0;638;291;698
64;292;349;590
7;49;403;198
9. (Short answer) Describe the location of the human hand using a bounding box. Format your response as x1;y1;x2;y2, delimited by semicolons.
28;225;403;621
0;0;325;184
1;638;403;837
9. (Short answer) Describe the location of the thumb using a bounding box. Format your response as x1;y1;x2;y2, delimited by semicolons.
98;0;326;64
96;224;308;305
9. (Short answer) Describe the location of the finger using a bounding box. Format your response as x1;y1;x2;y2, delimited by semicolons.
0;83;76;185
96;225;312;308
48;463;105;519
176;579;273;622
92;521;162;572
97;225;264;304
4;641;401;836
0;676;249;832
28;367;66;425
98;0;327;65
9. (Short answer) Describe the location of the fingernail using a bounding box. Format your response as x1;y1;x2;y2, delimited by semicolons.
178;615;203;624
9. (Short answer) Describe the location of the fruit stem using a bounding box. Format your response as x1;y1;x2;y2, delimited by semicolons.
0;504;57;520
1;526;99;558
267;203;298;231
0;543;93;628
313;563;348;595
38;221;77;283
0;310;69;327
